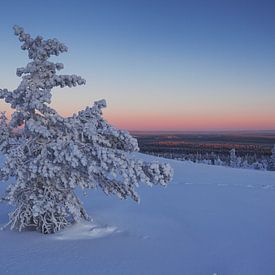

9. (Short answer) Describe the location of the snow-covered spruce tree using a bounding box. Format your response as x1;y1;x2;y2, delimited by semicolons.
0;26;173;234
229;148;237;167
271;144;275;171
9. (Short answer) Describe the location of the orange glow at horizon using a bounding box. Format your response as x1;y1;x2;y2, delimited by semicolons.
1;102;274;131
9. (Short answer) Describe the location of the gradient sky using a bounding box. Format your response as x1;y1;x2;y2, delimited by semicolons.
0;0;274;131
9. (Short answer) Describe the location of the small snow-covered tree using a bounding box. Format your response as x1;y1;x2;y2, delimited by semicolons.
214;156;223;166
229;148;243;168
270;145;275;170
0;26;173;234
229;148;237;167
251;161;265;170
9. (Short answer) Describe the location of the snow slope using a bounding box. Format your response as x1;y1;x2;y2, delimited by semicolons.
1;153;275;275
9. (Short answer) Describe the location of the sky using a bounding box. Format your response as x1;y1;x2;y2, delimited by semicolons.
0;0;274;131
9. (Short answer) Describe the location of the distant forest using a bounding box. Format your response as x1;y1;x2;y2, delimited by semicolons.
134;132;275;171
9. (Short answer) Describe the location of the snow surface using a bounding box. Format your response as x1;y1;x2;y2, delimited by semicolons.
1;153;275;275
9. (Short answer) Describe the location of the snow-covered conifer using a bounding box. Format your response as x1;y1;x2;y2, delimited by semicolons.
214;156;223;166
0;26;173;234
270;145;275;170
229;148;237;167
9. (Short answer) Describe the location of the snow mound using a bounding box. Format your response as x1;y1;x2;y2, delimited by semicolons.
53;221;119;240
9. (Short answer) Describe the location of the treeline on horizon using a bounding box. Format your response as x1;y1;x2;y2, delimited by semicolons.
136;133;275;171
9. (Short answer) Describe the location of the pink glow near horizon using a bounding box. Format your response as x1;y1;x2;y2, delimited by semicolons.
103;111;275;131
1;101;274;131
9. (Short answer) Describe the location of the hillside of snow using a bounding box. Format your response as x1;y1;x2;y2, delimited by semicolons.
1;153;275;275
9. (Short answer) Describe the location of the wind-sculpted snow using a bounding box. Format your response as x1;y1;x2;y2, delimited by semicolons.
52;221;119;241
0;26;172;234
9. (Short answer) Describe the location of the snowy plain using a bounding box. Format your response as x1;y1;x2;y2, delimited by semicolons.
1;153;275;275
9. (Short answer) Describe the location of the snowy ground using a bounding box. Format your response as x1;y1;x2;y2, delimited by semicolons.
1;153;275;275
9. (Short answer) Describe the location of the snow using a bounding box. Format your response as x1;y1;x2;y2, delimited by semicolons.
1;153;275;274
52;221;118;241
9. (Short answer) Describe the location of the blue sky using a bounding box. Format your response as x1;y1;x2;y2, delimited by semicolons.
0;0;274;130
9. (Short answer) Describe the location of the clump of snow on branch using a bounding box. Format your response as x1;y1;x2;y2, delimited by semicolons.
0;26;173;234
